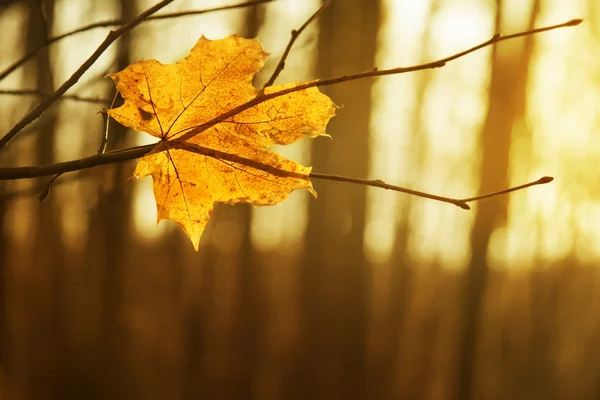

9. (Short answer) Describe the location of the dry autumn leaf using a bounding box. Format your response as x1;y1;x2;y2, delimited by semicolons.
107;35;336;250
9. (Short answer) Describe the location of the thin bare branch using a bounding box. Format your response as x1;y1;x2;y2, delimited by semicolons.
38;92;118;202
0;143;553;209
0;0;276;83
310;174;554;209
0;144;154;180
0;89;110;104
263;1;331;88
98;92;119;154
0;171;86;202
457;176;554;203
38;173;62;202
0;0;175;150
148;0;274;20
310;172;471;209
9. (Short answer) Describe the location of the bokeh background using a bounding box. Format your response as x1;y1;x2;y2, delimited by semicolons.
1;0;599;399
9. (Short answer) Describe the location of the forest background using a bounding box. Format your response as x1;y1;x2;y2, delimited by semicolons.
1;0;599;399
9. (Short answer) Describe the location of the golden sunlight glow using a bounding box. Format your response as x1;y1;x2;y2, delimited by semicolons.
3;0;595;264
364;0;432;263
51;1;119;250
133;174;172;243
250;0;319;254
410;2;492;270
365;0;493;269
0;2;36;247
489;1;600;268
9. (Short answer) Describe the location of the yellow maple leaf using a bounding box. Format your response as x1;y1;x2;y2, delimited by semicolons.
107;35;336;250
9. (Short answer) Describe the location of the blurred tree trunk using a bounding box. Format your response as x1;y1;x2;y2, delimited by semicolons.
182;8;267;399
454;2;538;399
290;1;379;398
230;5;265;399
23;1;71;398
84;0;135;397
523;1;559;397
378;8;435;396
0;148;8;399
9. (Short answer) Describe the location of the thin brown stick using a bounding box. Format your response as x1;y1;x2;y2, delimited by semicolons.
0;143;553;209
0;0;276;83
310;174;554;209
0;144;155;180
176;18;582;143
263;0;331;88
310;172;471;209
148;0;274;20
0;171;86;202
0;0;175;150
38;173;62;202
457;176;554;203
39;92;119;202
98;92;119;154
0;89;110;104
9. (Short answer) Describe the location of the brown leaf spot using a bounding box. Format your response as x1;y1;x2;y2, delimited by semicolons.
138;107;153;121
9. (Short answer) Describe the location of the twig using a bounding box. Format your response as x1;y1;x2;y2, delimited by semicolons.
0;0;276;83
98;92;119;154
176;18;583;143
0;0;176;150
38;173;62;202
0;170;90;202
457;176;554;203
310;172;470;209
310;174;554;209
0;144;155;180
263;1;331;88
39;92;118;202
148;0;274;20
0;89;110;104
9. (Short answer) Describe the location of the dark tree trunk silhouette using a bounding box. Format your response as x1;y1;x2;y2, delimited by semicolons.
24;2;70;398
0;130;8;399
378;5;435;396
183;7;268;399
524;4;559;397
290;1;380;398
230;5;266;399
454;2;539;399
89;0;135;397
